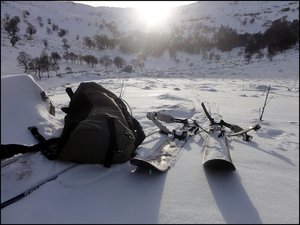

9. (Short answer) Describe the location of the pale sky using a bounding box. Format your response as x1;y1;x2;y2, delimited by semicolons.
73;1;197;9
72;1;198;27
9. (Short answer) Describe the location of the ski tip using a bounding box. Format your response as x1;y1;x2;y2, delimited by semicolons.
130;158;167;173
130;165;164;174
203;159;236;171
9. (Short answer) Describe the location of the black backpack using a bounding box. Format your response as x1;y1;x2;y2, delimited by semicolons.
1;82;146;167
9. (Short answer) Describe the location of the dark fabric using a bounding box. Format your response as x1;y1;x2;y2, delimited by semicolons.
57;82;145;165
131;117;146;149
1;144;35;159
65;87;74;98
1;137;61;160
104;117;117;168
28;126;46;142
59;92;93;151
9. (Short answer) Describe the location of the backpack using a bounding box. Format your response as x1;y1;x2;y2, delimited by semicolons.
1;82;146;167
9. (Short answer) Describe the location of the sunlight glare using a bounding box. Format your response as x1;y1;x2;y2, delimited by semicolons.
136;5;171;28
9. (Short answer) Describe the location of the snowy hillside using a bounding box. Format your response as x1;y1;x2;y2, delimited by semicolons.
1;1;299;77
1;1;299;224
175;1;299;34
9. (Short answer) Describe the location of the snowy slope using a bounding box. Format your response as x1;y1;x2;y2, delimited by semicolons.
1;1;299;224
175;1;299;34
1;1;299;76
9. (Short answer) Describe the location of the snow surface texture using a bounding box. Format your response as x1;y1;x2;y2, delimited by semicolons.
1;73;299;224
1;1;299;224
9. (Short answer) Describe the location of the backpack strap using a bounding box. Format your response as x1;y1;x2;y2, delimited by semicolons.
1;127;61;160
1;144;39;159
103;117;118;168
61;87;74;114
28;126;46;142
65;87;74;99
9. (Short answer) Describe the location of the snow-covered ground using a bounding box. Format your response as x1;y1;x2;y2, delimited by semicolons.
1;1;299;224
1;65;299;223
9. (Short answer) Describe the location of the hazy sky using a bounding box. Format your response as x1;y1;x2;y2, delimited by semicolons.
73;1;197;8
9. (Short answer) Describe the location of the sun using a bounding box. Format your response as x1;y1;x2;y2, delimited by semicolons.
74;1;198;28
135;5;172;28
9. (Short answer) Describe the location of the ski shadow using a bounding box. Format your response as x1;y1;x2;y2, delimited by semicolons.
60;163;168;224
230;138;295;167
204;169;262;224
121;166;167;223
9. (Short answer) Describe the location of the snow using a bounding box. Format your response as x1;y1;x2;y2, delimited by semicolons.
1;73;299;224
1;1;299;224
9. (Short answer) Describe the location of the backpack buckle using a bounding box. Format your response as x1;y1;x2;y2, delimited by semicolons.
125;130;135;139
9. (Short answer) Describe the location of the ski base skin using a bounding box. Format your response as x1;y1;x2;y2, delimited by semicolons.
130;138;185;173
202;130;236;171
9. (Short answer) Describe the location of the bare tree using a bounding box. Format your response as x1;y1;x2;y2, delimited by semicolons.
28;58;42;79
3;16;20;36
62;38;70;51
16;51;32;73
50;62;59;75
40;51;51;77
51;52;61;64
26;22;37;36
99;55;112;70
113;56;126;69
10;35;19;47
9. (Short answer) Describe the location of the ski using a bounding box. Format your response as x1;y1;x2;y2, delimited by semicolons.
1;152;36;168
1;127;45;168
1;164;77;209
200;102;261;171
130;104;260;173
202;127;235;170
130;110;199;173
130;133;189;173
201;103;236;171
